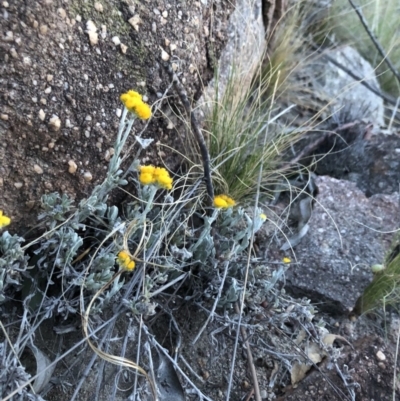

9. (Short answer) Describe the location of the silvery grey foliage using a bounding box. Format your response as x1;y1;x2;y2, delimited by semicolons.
0;231;28;303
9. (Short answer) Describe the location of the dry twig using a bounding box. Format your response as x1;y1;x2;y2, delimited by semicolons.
346;0;400;86
165;63;214;204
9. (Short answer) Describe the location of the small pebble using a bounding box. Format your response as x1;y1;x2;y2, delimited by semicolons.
39;25;48;35
0;114;9;120
68;160;77;174
128;15;141;31
9;48;18;58
44;87;51;94
83;171;93;181
14;182;23;189
111;36;120;45
39;109;45;121
49;115;61;131
170;43;177;51
94;2;103;12
4;31;13;41
376;351;386;361
120;43;127;54
47;74;53;82
116;108;122;117
75;15;82;22
161;49;170;61
57;8;67;19
2;1;9;7
162;10;168;18
33;164;43;174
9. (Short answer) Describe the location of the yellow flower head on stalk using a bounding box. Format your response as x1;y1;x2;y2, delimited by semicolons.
120;90;152;120
283;257;291;264
138;165;173;190
214;194;236;209
117;250;136;271
260;213;267;221
0;211;11;228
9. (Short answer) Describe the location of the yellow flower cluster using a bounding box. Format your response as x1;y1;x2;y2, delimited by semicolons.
120;90;152;120
260;213;267;221
213;194;236;209
117;250;136;271
0;211;11;229
139;165;173;190
283;257;291;264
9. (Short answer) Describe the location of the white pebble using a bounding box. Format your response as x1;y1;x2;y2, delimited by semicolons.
57;8;67;19
111;36;120;45
162;10;168;18
376;351;386;361
49;115;61;131
14;182;23;189
161;49;170;61
33;164;43;174
44;87;51;94
128;15;141;31
120;43;127;54
75;15;82;22
39;25;48;35
39;109;45;121
116;108;122;117
1;114;9;120
47;74;53;82
9;48;18;58
94;2;103;12
68;160;77;174
83;171;93;181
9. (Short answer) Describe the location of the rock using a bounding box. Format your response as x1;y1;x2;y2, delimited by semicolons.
311;45;384;127
315;131;400;197
68;160;77;174
49;115;61;131
0;0;234;233
197;0;265;119
283;176;400;314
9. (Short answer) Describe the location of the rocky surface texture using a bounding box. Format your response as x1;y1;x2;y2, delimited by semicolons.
0;0;234;233
282;175;400;314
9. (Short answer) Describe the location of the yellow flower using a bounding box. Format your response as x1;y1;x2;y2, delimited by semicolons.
138;165;173;190
120;90;152;120
139;173;155;186
282;257;291;264
157;174;173;190
260;213;267;221
214;194;236;209
0;211;11;228
117;250;136;271
139;165;155;174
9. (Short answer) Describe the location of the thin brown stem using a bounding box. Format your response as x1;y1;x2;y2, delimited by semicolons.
165;63;214;204
347;0;400;85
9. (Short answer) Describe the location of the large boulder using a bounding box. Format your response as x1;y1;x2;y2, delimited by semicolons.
0;0;235;232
